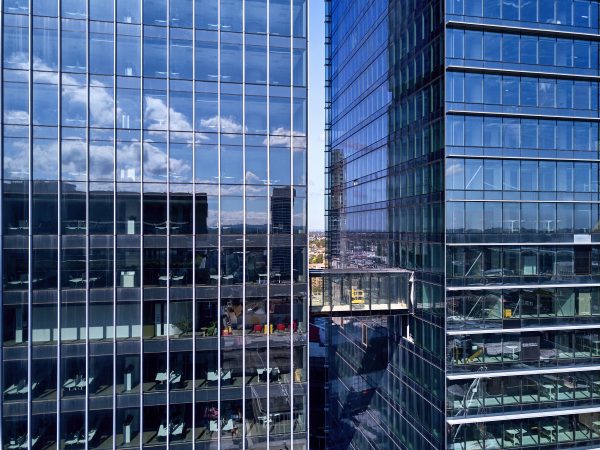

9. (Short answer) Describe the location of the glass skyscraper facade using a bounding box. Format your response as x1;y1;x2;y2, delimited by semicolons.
0;0;308;449
446;0;600;448
325;0;600;449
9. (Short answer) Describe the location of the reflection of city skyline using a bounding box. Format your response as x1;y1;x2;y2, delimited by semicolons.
1;0;308;447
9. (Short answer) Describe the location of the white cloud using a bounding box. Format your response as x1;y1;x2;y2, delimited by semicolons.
446;163;463;176
142;142;167;181
89;143;115;180
144;95;193;132
61;139;87;179
245;171;267;185
200;115;244;134
3;138;29;179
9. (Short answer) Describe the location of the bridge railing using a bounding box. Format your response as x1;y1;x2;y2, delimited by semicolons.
309;268;411;315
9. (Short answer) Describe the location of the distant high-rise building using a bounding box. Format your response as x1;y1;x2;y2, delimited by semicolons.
0;0;308;448
322;0;600;448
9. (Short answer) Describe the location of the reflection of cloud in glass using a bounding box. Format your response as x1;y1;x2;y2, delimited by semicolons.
62;139;87;179
245;211;268;223
195;176;219;184
144;95;192;132
117;142;141;181
446;163;463;176
200;115;244;134
169;155;193;181
142;142;167;181
4;110;29;124
33;139;59;180
3;139;29;179
5;52;28;70
220;210;244;223
89;143;114;180
245;171;267;184
264;129;290;145
220;185;245;196
11;58;120;128
246;186;268;197
89;86;115;127
262;130;307;146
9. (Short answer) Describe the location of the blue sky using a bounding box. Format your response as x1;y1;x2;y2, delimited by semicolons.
307;0;325;231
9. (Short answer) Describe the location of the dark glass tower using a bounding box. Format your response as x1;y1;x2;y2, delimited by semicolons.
0;0;308;448
324;0;600;448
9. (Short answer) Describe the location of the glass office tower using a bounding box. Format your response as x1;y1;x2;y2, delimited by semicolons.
0;0;308;449
325;0;600;448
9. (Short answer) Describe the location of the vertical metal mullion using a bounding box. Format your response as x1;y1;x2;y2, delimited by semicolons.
266;0;271;446
0;0;3;442
216;0;222;444
138;0;144;446
289;1;295;445
26;2;33;448
84;2;90;448
304;2;310;441
56;0;63;446
165;1;171;446
111;0;117;447
241;0;247;447
191;0;197;447
0;1;5;446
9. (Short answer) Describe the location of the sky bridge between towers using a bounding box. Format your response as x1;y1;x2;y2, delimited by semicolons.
309;268;413;317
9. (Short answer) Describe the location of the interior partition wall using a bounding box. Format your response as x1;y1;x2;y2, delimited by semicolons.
0;0;308;449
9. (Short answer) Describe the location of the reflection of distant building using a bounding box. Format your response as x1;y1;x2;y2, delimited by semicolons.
271;186;294;279
320;0;600;447
195;192;208;234
0;2;308;448
271;186;293;234
327;148;344;266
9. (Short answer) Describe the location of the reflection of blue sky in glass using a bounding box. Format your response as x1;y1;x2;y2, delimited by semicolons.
1;0;321;225
308;0;325;230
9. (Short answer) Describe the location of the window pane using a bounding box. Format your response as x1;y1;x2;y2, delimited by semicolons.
170;0;193;27
143;0;167;25
270;0;291;35
246;0;267;33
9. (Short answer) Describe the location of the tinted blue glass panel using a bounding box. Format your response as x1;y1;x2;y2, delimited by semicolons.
270;47;291;85
117;0;141;23
117;34;141;76
170;0;193;28
195;0;218;29
33;82;59;126
90;30;114;75
170;37;193;79
270;0;291;35
143;0;167;25
293;0;307;37
246;45;267;84
143;36;167;78
33;0;56;16
195;39;218;81
62;27;87;73
221;43;243;83
221;0;243;32
61;0;86;19
90;0;114;21
246;0;267;33
4;82;29;125
220;95;243;134
4;22;28;70
483;0;501;17
246;96;268;134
